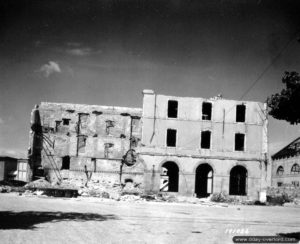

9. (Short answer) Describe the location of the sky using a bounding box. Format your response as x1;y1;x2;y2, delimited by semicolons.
0;0;300;158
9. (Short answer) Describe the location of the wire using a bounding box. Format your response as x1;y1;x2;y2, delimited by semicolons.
239;32;298;101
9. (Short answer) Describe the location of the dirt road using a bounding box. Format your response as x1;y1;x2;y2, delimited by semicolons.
0;193;299;244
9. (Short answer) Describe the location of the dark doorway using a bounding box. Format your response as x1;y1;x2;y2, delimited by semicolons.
160;161;179;192
229;165;247;195
195;164;213;198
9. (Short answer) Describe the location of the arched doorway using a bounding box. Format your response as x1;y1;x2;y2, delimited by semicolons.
160;161;179;192
195;163;213;198
229;165;247;196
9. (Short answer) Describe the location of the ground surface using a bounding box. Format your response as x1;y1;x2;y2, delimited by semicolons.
0;193;299;244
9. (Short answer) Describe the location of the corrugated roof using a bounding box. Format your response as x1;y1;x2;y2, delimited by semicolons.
272;137;300;160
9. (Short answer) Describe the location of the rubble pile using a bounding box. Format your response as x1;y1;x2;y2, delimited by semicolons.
25;179;52;188
266;186;300;206
0;185;12;193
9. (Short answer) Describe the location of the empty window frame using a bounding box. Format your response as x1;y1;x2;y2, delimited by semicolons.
276;166;284;176
277;182;283;187
166;129;177;147
55;120;62;132
168;100;178;118
201;131;211;149
291;163;300;174
61;156;70;170
236;104;246;123
105;120;115;135
62;118;71;125
235;133;245;151
77;135;87;153
104;143;114;158
202;102;212;120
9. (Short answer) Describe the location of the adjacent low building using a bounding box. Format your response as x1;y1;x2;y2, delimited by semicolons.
0;156;18;181
271;137;300;187
28;90;269;200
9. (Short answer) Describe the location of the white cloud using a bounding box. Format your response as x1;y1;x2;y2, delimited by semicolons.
66;47;92;56
39;61;61;77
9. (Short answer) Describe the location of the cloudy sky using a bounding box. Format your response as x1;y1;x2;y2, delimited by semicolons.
0;0;300;158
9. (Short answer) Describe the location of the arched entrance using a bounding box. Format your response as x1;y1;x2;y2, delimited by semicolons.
195;163;213;198
160;161;179;192
229;165;247;196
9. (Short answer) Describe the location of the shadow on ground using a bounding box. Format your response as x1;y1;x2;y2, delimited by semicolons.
278;232;300;240
0;211;119;230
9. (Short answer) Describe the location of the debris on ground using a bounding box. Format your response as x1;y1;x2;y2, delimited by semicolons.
25;179;51;188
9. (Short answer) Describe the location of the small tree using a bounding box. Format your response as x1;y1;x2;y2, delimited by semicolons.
267;71;300;124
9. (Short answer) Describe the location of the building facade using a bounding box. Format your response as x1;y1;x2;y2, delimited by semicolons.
271;137;300;187
29;90;269;199
139;90;268;199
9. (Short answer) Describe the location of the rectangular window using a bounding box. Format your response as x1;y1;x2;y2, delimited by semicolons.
201;131;211;149
55;120;61;132
62;118;70;125
236;104;246;122
202;102;212;120
105;120;115;135
235;133;245;151
131;117;140;132
77;135;87;153
277;182;282;187
61;156;70;170
166;129;177;147
91;158;97;172
104;143;114;158
168;100;178;118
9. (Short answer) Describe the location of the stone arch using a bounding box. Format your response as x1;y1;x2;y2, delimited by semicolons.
158;158;182;172
229;165;248;196
226;162;250;176
276;165;284;175
159;160;180;192
195;163;214;198
193;161;216;175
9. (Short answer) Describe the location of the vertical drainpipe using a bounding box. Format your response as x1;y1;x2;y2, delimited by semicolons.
76;114;81;156
129;116;133;149
150;94;157;144
222;108;225;151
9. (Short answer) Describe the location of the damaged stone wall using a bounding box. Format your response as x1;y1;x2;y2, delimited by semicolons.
35;102;144;187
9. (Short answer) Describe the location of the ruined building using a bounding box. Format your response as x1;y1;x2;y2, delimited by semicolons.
29;90;269;199
271;137;300;187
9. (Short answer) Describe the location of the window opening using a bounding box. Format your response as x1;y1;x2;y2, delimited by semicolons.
201;131;211;149
168;100;178;118
62;118;70;125
61;156;70;170
105;120;115;135
202;102;212;120
276;166;284;176
229;165;247;196
235;133;245;151
166;129;177;147
236;104;246;122
104;143;114;158
291;164;300;174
